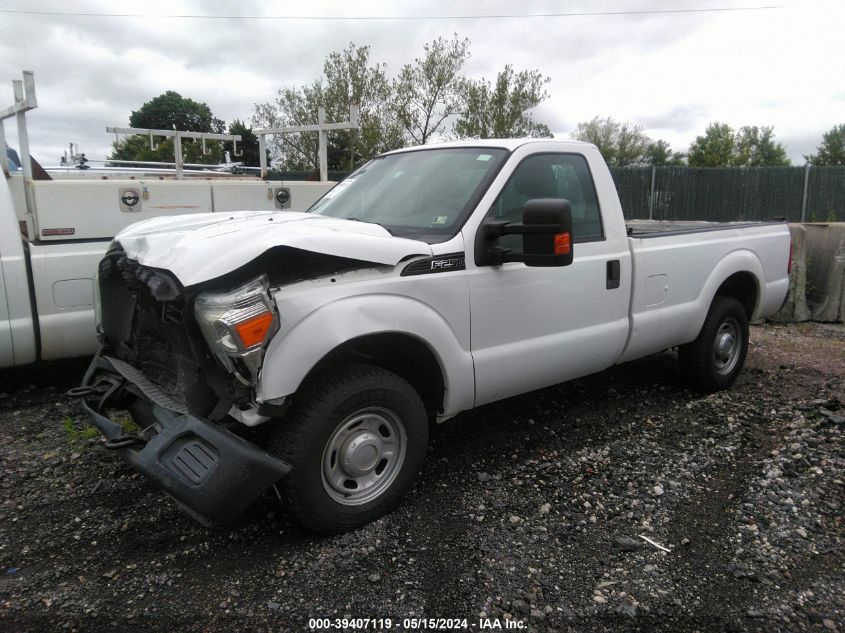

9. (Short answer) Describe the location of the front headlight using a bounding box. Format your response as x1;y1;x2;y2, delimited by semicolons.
194;275;279;385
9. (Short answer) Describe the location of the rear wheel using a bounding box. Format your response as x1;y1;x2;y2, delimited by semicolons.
679;296;749;393
268;364;428;534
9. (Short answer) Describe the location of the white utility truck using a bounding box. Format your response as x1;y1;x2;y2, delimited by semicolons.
75;139;792;533
0;72;333;368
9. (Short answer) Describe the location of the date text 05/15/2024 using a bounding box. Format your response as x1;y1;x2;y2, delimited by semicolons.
307;617;526;630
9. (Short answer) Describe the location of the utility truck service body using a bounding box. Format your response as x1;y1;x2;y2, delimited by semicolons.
76;139;791;533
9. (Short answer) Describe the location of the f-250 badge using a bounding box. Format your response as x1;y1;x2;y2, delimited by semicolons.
401;253;466;276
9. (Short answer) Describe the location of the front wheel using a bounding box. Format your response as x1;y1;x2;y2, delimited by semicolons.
679;296;749;393
268;364;428;534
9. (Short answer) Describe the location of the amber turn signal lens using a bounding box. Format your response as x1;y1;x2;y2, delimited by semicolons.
554;232;571;256
234;312;274;348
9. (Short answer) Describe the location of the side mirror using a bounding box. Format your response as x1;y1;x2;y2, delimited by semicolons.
479;199;574;267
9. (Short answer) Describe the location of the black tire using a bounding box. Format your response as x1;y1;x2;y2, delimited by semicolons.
268;363;428;534
679;296;749;393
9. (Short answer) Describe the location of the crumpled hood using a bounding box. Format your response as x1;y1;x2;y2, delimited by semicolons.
115;211;432;286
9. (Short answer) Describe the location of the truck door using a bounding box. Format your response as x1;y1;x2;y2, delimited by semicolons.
467;152;630;406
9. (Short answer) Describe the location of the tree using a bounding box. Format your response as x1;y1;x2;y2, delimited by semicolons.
128;91;224;133
688;122;736;167
645;139;686;166
391;35;470;145
806;123;845;165
453;65;552;139
110;91;226;165
252;43;404;172
689;123;790;167
574;116;655;166
224;120;265;167
734;126;790;166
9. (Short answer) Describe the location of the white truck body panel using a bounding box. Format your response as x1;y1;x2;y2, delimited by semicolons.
31;180;329;241
0;179;37;366
620;227;790;363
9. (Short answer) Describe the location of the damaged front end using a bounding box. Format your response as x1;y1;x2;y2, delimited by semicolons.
74;243;289;524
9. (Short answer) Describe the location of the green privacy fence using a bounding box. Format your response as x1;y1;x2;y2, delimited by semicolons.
609;165;845;222
273;165;845;223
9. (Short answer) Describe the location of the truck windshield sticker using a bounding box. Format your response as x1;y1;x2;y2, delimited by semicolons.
477;154;493;162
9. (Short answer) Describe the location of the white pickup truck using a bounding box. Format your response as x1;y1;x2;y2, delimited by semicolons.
75;139;791;533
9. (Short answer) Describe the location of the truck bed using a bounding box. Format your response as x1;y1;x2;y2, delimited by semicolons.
626;219;785;238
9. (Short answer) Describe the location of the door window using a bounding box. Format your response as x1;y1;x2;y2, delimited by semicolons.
487;153;603;253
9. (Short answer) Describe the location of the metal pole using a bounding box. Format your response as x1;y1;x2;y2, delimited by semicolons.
13;78;36;216
318;107;327;182
259;133;267;179
174;132;183;179
800;163;810;222
648;165;656;220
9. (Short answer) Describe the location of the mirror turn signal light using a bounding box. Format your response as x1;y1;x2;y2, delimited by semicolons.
554;232;571;256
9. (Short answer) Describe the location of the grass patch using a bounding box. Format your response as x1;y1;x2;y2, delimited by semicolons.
114;414;138;433
63;417;100;445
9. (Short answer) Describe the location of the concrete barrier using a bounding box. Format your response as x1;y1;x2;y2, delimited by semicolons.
774;223;845;323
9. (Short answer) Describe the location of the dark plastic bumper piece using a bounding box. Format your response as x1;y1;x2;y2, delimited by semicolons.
77;352;290;524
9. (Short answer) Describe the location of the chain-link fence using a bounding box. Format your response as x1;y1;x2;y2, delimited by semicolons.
610;165;845;222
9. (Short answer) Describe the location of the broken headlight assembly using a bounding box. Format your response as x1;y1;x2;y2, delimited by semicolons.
194;275;279;386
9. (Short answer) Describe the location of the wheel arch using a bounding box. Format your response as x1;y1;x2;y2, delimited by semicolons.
257;294;474;418
713;270;759;320
298;332;447;415
680;249;765;344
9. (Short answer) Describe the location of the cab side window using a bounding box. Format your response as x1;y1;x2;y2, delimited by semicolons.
488;153;603;253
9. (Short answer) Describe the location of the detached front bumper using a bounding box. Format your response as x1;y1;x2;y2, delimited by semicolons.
75;352;290;524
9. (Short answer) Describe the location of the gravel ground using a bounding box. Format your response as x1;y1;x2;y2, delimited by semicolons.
1;322;843;633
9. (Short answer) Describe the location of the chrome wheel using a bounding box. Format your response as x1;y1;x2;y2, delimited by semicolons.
321;407;407;506
713;318;741;375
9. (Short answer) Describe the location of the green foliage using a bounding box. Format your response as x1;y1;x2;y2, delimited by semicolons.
391;35;470;145
129;90;224;133
113;414;138;433
806;123;845;166
453;65;552;139
734;126;790;166
826;209;838;222
224;119;265;167
574;116;674;166
253;39;553;170
110;91;226;165
63;418;98;444
646;140;686;166
689;123;790;167
688;123;736;167
110;135;223;165
253;43;405;172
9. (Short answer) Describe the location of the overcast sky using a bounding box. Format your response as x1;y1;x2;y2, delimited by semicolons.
1;0;842;165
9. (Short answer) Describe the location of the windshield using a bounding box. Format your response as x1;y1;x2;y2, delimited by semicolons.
308;147;508;242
